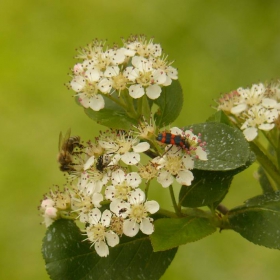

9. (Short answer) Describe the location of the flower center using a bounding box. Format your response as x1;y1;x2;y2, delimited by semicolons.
84;81;98;96
90;224;106;243
136;71;152;86
112;73;128;91
164;155;183;175
115;184;131;200
130;204;147;223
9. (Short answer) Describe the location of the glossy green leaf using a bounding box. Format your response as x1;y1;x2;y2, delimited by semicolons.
154;80;183;128
187;122;254;171
179;151;255;208
42;220;177;280
228;191;280;249
179;170;233;208
150;216;216;252
83;94;138;129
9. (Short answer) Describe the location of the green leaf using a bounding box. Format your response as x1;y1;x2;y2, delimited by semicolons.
257;166;275;193
179;152;255;208
179;170;233;208
150;216;216;252
207;110;232;126
84;94;138;129
42;220;177;280
154;80;183;128
228;191;280;249
187;122;254;171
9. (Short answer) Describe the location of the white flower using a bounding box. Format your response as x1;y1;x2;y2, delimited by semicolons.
123;36;162;58
40;199;58;227
85;209;119;257
71;68;105;111
230;83;266;114
126;56;167;99
241;105;278;141
154;146;195;187
105;169;142;201
98;131;150;166
111;189;159;237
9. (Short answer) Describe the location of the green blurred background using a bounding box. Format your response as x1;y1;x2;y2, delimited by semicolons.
1;0;280;279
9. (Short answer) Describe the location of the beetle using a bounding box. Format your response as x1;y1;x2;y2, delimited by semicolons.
156;132;190;150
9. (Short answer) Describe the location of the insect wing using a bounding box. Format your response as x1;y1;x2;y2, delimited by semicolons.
59;128;71;152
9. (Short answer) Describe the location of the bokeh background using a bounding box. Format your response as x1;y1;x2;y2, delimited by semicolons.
1;1;280;279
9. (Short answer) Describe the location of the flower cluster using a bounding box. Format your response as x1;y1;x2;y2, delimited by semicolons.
69;35;178;111
217;82;280;141
40;126;207;257
152;127;207;187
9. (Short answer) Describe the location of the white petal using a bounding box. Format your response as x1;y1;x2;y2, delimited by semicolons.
144;200;160;214
129;84;145;99
43;215;55;227
162;76;172;86
243;127;258;141
121;152;140;165
111;169;125;185
195;146;208;161
167;66;178;79
98;78;112;93
258;123;275;131
45;207;58;218
231;103;247;115
125;172;142;188
170;127;183;135
41;199;54;209
176;170;194;186
101;209;112;227
73;63;84;75
157;170;174;188
88;208;101;225
110;200;130;218
78;93;90;108
146;84;161;99
113;49;126;64
79;212;88;223
92;193;103;207
123;219;140;237
133;142;150;152
95;241;109;257
105;231;120;247
105;185;116;200
88;95;105;111
85;69;100;82
152;69;167;85
83;156;95;170
140;217;154;235
182;155;194;169
104;66;119;77
123;48;136;57
262;98;278;109
79;172;89;189
71;76;85;92
128;188;145;205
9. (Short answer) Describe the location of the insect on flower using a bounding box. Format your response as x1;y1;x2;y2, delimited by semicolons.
96;154;112;172
58;129;84;172
156;131;190;151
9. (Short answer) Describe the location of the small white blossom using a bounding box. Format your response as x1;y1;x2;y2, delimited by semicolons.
105;169;142;201
111;189;159;237
85;209;119;257
98;131;150;166
241;105;278;141
154;146;195;187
